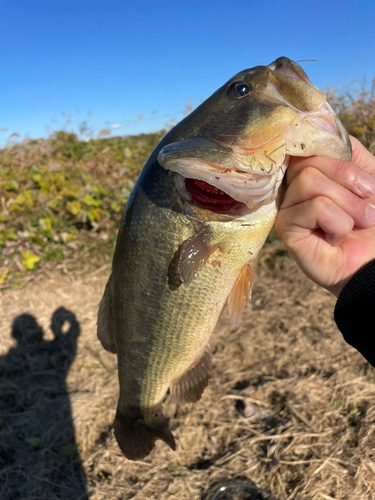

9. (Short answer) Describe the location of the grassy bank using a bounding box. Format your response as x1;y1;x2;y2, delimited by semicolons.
1;81;374;289
0;130;165;288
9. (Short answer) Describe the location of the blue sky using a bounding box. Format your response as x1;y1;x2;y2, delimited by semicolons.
1;0;374;145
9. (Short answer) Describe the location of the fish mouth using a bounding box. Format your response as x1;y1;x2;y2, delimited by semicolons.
158;136;288;215
184;178;245;213
172;158;287;216
161;147;288;216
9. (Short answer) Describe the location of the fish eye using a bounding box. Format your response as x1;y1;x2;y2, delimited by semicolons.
228;81;252;99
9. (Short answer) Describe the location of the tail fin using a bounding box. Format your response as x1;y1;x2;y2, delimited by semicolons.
114;408;176;460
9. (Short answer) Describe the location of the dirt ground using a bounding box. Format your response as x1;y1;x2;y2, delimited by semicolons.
1;249;375;500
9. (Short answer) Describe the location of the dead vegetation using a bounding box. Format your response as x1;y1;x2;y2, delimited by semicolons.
1;249;375;500
327;77;375;155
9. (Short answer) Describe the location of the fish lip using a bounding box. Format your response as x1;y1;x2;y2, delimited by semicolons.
268;56;312;84
299;102;350;145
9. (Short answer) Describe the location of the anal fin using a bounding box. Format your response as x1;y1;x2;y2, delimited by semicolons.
170;345;212;404
97;275;116;353
178;225;218;286
227;263;255;328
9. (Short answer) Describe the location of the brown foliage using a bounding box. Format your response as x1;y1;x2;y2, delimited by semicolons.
327;78;375;154
1;251;375;499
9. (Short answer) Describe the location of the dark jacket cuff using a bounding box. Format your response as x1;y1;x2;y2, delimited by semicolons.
334;259;375;367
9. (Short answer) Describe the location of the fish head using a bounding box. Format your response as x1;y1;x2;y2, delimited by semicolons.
158;57;351;217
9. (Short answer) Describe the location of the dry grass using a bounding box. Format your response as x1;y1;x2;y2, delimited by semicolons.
327;78;375;155
1;248;375;500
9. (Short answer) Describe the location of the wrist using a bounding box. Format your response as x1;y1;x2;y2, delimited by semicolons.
326;277;353;298
335;258;375;301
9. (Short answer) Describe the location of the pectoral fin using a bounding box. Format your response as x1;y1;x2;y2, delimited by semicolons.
178;226;218;286
170;345;212;404
97;276;116;353
227;264;255;328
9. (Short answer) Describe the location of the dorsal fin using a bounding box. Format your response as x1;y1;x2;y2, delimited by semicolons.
97;276;117;353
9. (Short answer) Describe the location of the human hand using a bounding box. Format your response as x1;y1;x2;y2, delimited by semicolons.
274;137;375;297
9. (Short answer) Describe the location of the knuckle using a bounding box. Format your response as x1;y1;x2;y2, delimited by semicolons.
332;159;356;183
311;195;331;211
298;166;320;185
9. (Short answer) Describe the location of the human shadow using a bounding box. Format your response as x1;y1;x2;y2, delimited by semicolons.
0;307;88;500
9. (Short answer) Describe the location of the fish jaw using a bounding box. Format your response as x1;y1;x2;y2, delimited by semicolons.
285;111;352;159
262;82;351;159
266;57;351;159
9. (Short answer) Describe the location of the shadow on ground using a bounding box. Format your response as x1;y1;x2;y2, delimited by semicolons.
0;307;88;500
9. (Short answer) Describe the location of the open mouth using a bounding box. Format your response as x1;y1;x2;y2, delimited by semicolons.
184;178;246;213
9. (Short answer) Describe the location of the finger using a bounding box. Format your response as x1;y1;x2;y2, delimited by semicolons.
285;155;375;198
350;136;375;173
281;166;375;229
275;196;354;248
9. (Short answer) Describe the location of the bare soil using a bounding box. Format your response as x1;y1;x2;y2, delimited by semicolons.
1;248;375;500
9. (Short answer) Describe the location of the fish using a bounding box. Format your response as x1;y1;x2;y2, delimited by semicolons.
97;57;351;460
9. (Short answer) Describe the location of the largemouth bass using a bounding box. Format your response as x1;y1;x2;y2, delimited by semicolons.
97;57;351;460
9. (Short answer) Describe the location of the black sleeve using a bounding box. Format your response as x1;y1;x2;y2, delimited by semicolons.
334;259;375;367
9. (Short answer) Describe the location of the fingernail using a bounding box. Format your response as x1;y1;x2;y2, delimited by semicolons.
366;203;375;224
357;172;375;197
